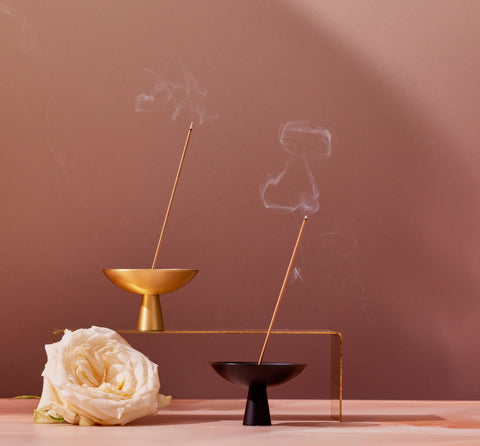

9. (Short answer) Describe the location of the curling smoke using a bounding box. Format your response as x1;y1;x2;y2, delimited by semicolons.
0;1;13;15
260;120;332;215
135;64;218;125
289;266;304;284
0;2;40;54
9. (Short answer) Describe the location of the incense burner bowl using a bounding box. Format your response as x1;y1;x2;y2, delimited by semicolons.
103;268;198;331
210;362;306;426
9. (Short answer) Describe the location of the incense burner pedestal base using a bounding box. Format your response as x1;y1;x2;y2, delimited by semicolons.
138;294;164;331
245;384;270;425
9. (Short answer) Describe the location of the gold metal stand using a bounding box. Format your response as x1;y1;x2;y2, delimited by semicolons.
52;328;343;421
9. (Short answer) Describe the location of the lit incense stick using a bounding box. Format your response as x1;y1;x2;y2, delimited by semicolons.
258;216;308;364
151;122;194;269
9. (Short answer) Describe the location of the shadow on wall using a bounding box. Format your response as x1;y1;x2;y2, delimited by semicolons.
1;0;479;399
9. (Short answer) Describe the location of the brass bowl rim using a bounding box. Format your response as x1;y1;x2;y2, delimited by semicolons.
102;268;199;295
103;268;199;272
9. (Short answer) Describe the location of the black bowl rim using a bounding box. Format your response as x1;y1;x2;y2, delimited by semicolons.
210;361;307;367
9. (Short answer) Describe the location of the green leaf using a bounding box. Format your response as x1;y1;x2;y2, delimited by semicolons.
48;413;65;422
12;395;40;399
33;409;65;424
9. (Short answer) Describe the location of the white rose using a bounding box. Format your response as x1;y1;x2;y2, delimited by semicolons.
34;326;170;425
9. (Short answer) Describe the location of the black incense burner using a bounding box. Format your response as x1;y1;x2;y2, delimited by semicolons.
210;362;306;426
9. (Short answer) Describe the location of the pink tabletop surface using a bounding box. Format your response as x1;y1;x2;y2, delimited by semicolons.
2;399;480;445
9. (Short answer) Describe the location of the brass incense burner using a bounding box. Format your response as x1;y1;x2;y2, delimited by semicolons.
103;124;198;331
103;268;198;331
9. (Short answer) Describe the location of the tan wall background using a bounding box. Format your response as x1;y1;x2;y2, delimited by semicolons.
2;0;480;399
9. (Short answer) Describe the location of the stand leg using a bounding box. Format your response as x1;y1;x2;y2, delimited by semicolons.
330;333;343;421
243;384;271;426
137;294;164;331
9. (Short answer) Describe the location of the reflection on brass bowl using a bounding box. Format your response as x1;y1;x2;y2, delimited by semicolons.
103;268;198;331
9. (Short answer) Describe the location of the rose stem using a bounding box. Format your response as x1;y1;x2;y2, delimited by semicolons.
258;216;308;364
151;122;194;269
